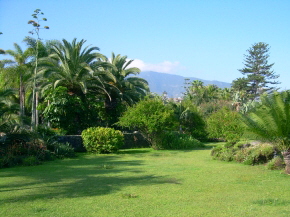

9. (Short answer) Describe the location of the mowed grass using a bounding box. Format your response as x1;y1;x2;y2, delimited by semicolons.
1;144;290;217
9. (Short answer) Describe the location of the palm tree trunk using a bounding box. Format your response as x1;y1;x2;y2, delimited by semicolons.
36;91;39;126
19;75;25;117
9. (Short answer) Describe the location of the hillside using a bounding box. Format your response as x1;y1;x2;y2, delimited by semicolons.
138;71;231;97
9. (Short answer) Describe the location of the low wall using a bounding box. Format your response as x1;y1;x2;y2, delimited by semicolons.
57;133;149;152
122;133;150;149
57;135;86;152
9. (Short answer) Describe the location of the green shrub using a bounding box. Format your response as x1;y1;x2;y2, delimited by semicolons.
206;107;244;144
117;98;176;149
212;142;275;165
211;144;237;162
82;127;124;154
235;144;275;165
266;156;285;170
155;131;204;150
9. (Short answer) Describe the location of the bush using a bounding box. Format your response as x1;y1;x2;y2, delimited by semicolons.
168;100;208;141
211;142;275;165
155;131;204;150
266;156;285;170
117;98;176;149
82;127;124;154
211;144;238;162
206;107;244;143
0;128;75;168
235;143;275;165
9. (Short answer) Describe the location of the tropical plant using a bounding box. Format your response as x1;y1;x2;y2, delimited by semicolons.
241;91;290;173
0;89;19;133
102;53;149;125
42;38;109;96
3;43;32;117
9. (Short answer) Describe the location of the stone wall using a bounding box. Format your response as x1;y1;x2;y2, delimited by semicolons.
57;133;149;152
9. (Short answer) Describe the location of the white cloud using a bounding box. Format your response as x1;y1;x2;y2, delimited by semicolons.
128;59;185;74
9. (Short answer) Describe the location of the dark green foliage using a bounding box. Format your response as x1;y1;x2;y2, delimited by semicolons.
0;135;47;168
82;127;124;154
206;107;244;143
46;142;75;159
41;87;104;134
22;156;40;166
155;131;204;150
117;98;177;149
0;127;75;168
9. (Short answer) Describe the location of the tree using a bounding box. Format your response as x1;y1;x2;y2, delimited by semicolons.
102;53;149;125
42;38;107;96
232;42;280;100
241;91;290;174
4;43;32;117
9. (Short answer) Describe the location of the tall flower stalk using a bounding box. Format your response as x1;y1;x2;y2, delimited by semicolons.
28;9;49;128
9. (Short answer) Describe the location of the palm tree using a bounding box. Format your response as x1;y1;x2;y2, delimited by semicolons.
241;91;290;174
42;38;110;96
4;43;32;117
104;53;149;107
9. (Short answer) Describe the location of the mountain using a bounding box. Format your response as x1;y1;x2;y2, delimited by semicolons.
138;71;232;97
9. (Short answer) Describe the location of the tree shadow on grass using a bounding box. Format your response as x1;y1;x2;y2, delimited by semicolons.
0;154;179;204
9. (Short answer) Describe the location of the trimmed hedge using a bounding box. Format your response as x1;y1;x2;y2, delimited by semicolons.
82;127;124;154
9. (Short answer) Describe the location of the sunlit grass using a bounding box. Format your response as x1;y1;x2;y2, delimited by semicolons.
1;145;290;217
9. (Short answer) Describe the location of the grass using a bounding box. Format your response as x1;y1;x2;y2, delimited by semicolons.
1;143;290;217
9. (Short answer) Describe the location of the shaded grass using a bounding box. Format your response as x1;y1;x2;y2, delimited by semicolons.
1;146;290;216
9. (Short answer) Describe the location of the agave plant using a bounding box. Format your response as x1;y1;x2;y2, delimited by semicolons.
241;91;290;173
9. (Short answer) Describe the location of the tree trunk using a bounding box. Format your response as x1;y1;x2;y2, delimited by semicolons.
19;74;25;117
36;91;39;126
282;150;290;174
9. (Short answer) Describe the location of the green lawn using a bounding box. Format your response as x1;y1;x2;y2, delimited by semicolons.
1;144;290;217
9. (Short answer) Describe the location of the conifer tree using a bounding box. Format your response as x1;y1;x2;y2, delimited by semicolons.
232;42;280;100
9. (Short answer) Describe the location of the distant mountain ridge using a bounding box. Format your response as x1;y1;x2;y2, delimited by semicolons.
138;71;231;97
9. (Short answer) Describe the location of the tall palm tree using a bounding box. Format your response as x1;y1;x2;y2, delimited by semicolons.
42;38;109;96
4;43;32;117
241;91;290;174
103;53;149;109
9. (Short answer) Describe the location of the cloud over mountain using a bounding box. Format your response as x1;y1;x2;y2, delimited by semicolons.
129;59;185;74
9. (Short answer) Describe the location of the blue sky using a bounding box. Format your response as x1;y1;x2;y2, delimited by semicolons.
1;0;290;89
